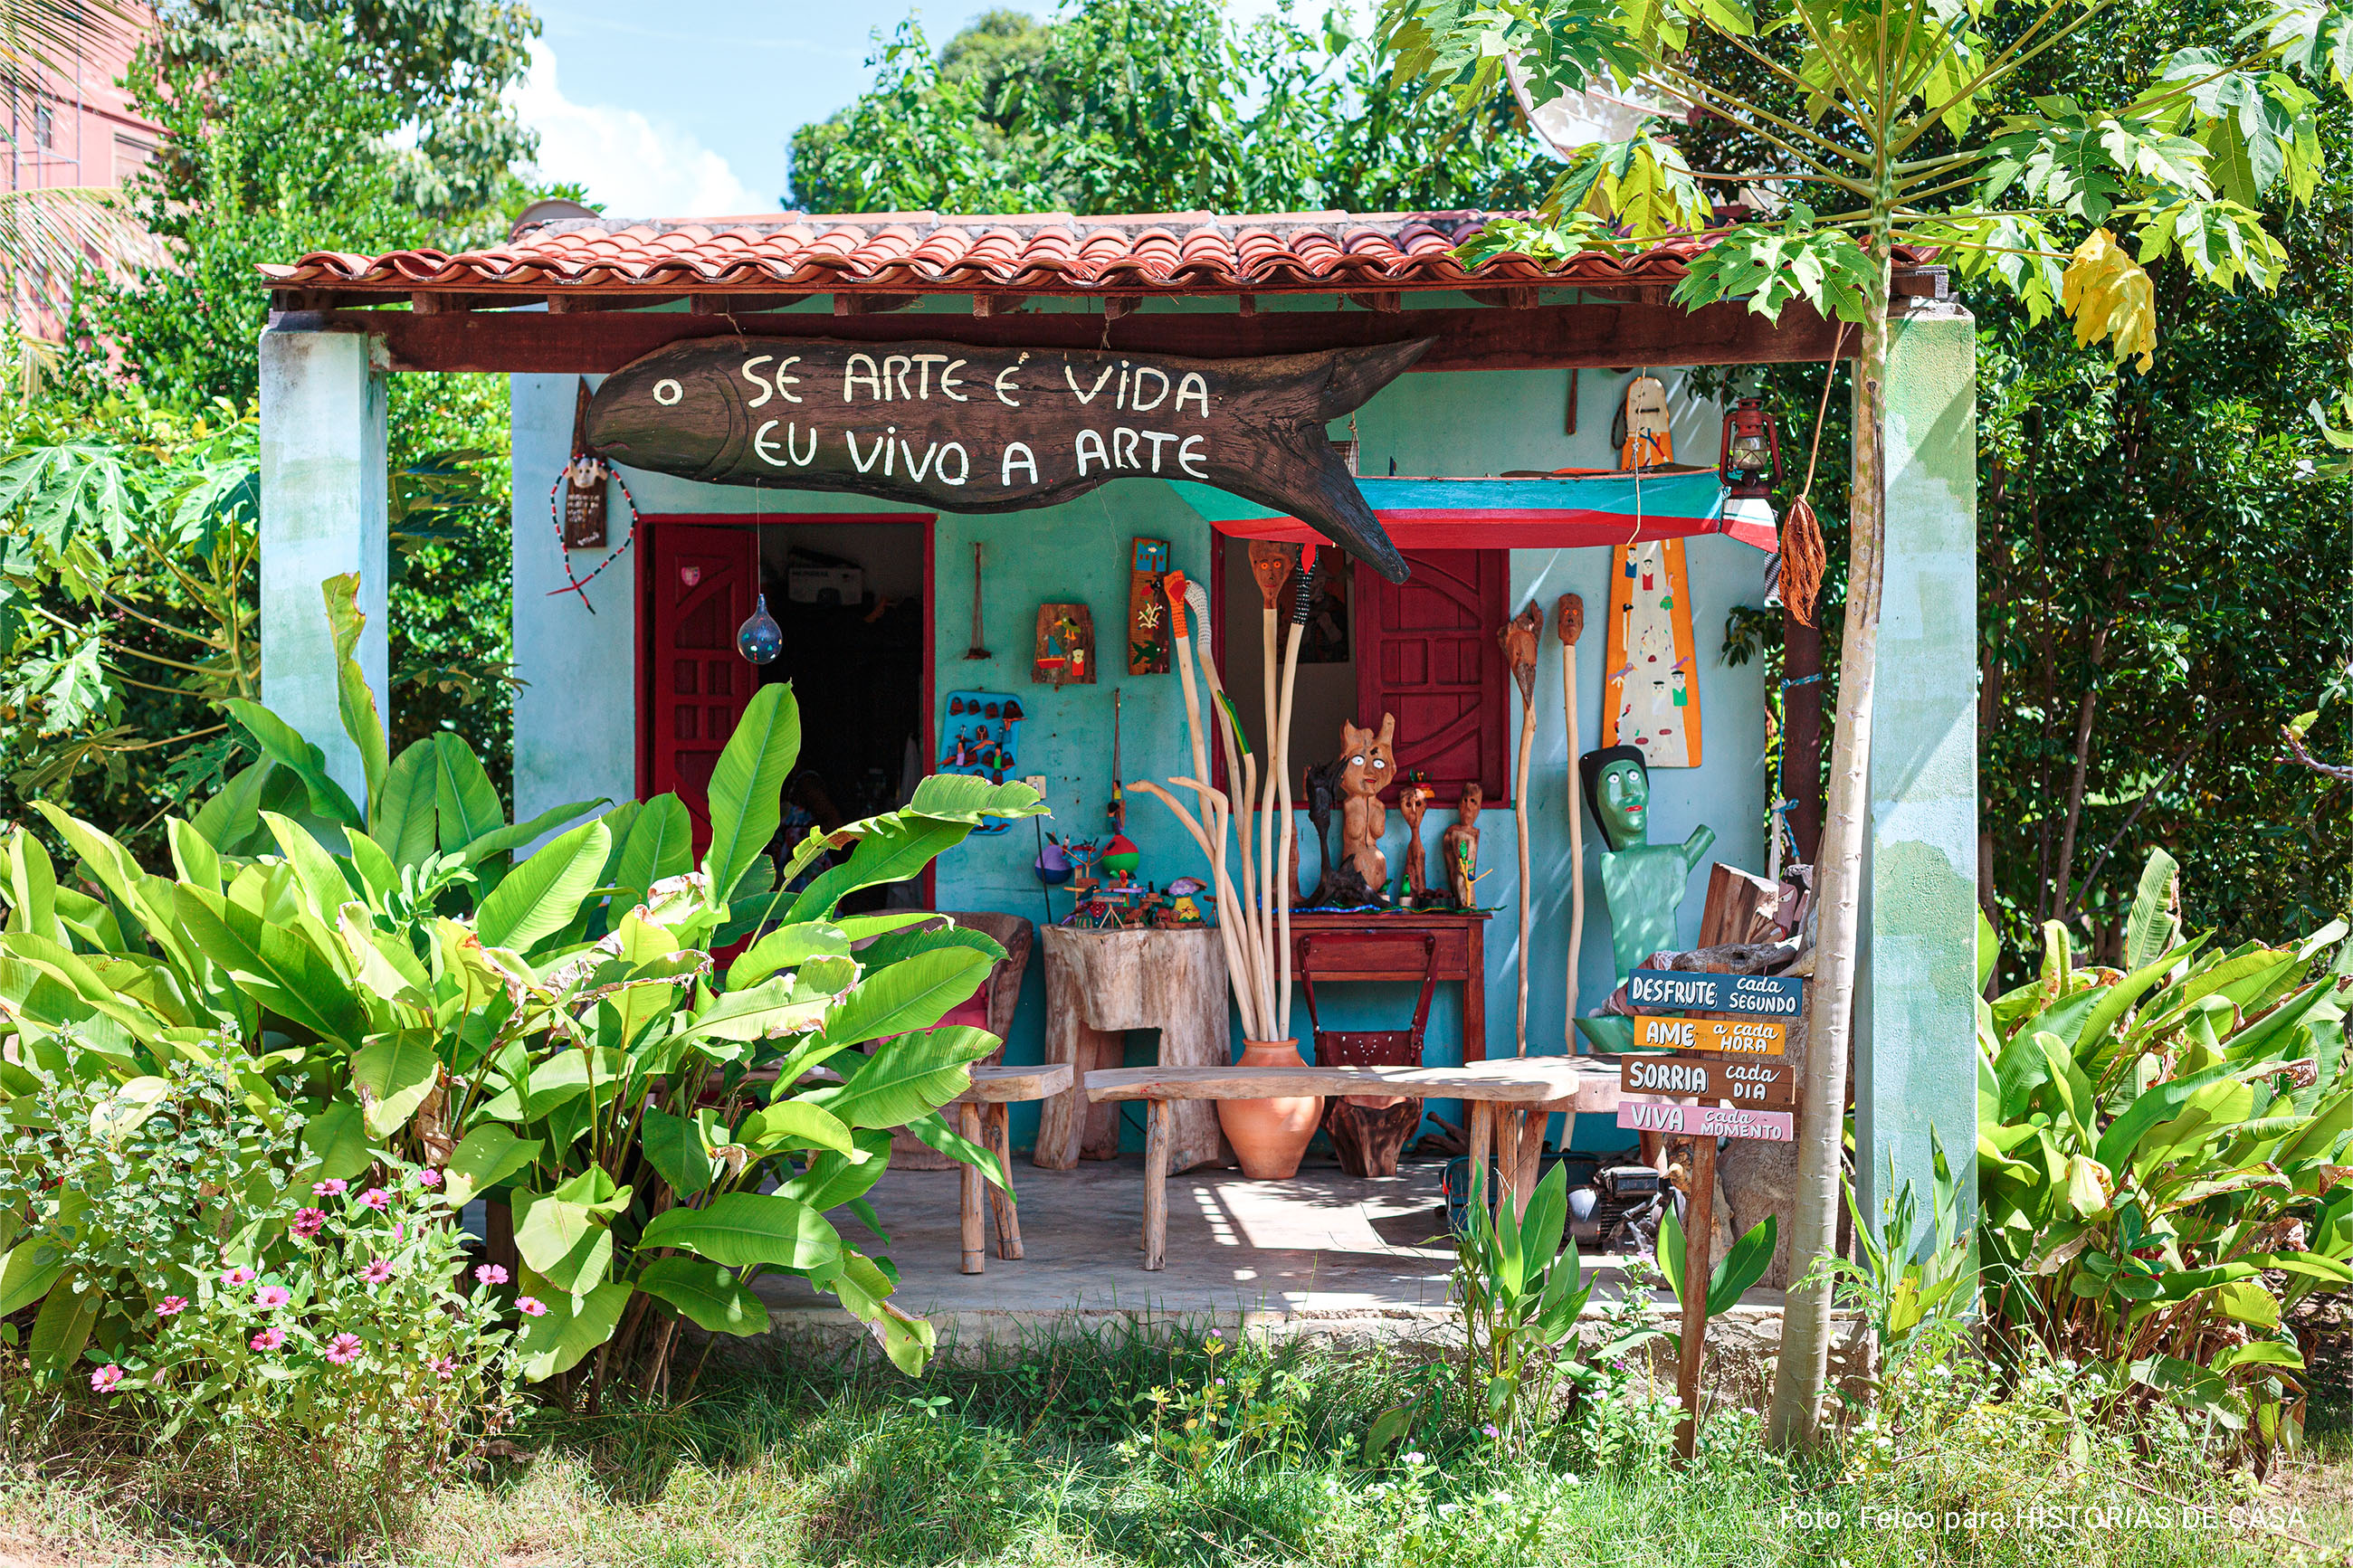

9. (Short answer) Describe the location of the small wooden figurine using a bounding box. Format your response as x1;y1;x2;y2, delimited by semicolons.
1617;373;1673;470
1033;603;1096;687
1443;783;1483;908
1396;770;1434;906
1338;714;1396;894
562;377;609;548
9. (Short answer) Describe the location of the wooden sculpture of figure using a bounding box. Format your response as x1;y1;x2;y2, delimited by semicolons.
1338;714;1396;897
1396;771;1434;906
1581;744;1715;987
1499;604;1543;1056
1443;784;1483;908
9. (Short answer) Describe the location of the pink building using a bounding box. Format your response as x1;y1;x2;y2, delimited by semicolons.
5;4;162;337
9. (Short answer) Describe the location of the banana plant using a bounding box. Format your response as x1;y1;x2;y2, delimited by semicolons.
0;576;1045;1389
1977;850;2353;1454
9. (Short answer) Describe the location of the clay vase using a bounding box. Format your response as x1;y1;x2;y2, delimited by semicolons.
1217;1040;1323;1179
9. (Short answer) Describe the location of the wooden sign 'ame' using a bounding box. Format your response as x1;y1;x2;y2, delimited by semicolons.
1634;1013;1788;1057
585;336;1427;583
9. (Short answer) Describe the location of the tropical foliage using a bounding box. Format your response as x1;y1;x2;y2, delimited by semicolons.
1977;850;2353;1455
0;577;1044;1402
789;0;1552;215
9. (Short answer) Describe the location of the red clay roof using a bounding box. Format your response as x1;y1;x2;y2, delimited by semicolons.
262;210;1927;298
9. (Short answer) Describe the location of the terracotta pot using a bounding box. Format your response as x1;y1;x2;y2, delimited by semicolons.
1217;1039;1323;1179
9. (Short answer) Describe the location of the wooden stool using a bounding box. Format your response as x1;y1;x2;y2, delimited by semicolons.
949;1063;1072;1274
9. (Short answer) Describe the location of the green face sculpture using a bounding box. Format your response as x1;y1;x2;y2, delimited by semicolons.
1596;757;1650;850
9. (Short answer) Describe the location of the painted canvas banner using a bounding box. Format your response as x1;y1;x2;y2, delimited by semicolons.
585;336;1426;582
1603;537;1701;766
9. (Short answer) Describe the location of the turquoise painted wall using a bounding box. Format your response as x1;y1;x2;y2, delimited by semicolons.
510;298;1769;1155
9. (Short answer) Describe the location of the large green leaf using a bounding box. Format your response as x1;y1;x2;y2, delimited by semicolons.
729;921;853;991
219;698;362;827
783;1130;896;1212
738;1100;859;1158
456;799;611;870
1706;1215;1779;1316
613;794;695;902
634;1256;767;1336
349;1034;443;1136
809;1023;998;1130
784;818;971;925
0;1241;63;1316
375;742;441;866
824;949;995;1049
2122;848;2182;973
442;1125;542;1205
262;811;357;917
513;1188;617;1292
640;1108;714;1198
515;1278;631;1381
172;885;370;1045
702;684;802;908
303;1099;376;1182
475;820;611;953
638;1191;839;1269
323;574;389;815
432;733;506;854
27;1276;97;1373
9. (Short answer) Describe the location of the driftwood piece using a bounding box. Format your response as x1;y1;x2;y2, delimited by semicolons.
1034;927;1227;1172
587;337;1428;580
1323;1098;1423;1177
1698;862;1783;949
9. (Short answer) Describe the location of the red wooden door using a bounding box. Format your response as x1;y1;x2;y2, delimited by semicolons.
646;523;758;846
1355;550;1509;803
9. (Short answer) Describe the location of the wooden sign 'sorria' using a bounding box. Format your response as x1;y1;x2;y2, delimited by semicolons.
586;336;1428;583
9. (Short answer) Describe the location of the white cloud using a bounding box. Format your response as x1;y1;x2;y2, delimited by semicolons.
510;40;768;220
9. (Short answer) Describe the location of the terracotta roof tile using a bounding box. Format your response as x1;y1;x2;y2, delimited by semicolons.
260;211;1934;298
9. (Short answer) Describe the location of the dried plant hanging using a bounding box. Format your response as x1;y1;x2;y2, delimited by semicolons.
1779;328;1847;627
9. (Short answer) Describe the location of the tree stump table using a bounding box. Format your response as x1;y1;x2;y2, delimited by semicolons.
949;1063;1072;1274
1084;1060;1622;1269
1034;926;1228;1174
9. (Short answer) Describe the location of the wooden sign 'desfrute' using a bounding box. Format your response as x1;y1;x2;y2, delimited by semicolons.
585;337;1428;583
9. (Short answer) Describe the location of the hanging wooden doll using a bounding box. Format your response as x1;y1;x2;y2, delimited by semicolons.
562;377;609;548
1615;374;1673;470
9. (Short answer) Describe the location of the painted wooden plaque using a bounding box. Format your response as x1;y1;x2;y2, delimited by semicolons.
1128;537;1171;675
1603;537;1701;766
1034;603;1097;687
1619;1051;1796;1108
1633;1013;1787;1057
1627;967;1805;1018
584;336;1427;583
1618;1099;1795;1141
562;377;608;548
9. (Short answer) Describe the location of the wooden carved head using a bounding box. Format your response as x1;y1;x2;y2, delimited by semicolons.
1557;592;1585;646
1396;774;1433;828
1456;781;1483;825
1248;540;1300;609
1500;603;1542;706
1338;713;1396;801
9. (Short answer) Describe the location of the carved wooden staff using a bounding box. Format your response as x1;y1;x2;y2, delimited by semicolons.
1500;603;1543;1058
1182;576;1265;991
1273;551;1319;1040
1557;594;1586;1041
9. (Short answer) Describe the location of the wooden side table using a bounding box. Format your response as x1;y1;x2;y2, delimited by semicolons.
1034;926;1228;1174
1289;910;1491;1061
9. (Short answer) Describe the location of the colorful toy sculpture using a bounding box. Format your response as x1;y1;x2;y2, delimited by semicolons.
1579;742;1715;993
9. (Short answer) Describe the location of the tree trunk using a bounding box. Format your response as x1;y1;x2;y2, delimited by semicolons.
1766;286;1889;1449
1782;608;1824;862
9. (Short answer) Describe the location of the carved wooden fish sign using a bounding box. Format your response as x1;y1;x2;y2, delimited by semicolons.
584;336;1429;583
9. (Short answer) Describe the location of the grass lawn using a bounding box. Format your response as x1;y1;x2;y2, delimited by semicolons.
4;1326;2347;1568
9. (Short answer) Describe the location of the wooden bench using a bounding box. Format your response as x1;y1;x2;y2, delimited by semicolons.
949;1063;1072;1274
1083;1060;1622;1269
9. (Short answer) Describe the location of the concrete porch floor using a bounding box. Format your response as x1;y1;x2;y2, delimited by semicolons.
753;1155;1787;1353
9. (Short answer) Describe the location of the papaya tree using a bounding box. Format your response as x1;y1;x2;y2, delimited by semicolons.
1377;0;2353;1444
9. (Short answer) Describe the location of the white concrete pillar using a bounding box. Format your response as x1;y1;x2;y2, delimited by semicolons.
1856;300;1980;1246
259;324;388;801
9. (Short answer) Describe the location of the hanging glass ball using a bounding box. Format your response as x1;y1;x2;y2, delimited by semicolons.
737;593;783;664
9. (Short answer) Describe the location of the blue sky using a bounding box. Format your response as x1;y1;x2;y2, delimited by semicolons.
512;2;1296;218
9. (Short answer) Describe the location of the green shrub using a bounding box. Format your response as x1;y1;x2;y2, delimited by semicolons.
1977;849;2353;1457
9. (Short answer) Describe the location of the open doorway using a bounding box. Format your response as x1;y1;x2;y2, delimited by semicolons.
642;516;931;914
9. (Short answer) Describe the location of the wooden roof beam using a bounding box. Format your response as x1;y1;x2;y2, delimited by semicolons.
833;293;919;316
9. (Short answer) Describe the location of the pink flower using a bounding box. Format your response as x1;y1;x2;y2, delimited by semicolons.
220;1266;256;1287
253;1285;291;1311
90;1364;123;1393
249;1326;285;1352
392;1223;405;1243
363;1259;395;1286
516;1297;548;1317
358;1187;391;1212
474;1264;509;1287
291;1208;326;1240
429;1355;457;1381
155;1297;188;1318
326;1333;364;1365
415;1169;443;1189
314;1179;348;1197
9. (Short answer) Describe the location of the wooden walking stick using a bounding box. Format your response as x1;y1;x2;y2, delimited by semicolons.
1556;594;1586;1040
1500;603;1543;1058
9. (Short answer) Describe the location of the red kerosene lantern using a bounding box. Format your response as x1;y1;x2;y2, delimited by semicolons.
1717;395;1783;551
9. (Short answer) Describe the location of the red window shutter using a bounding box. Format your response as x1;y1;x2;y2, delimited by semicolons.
1355;549;1510;802
647;524;758;849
